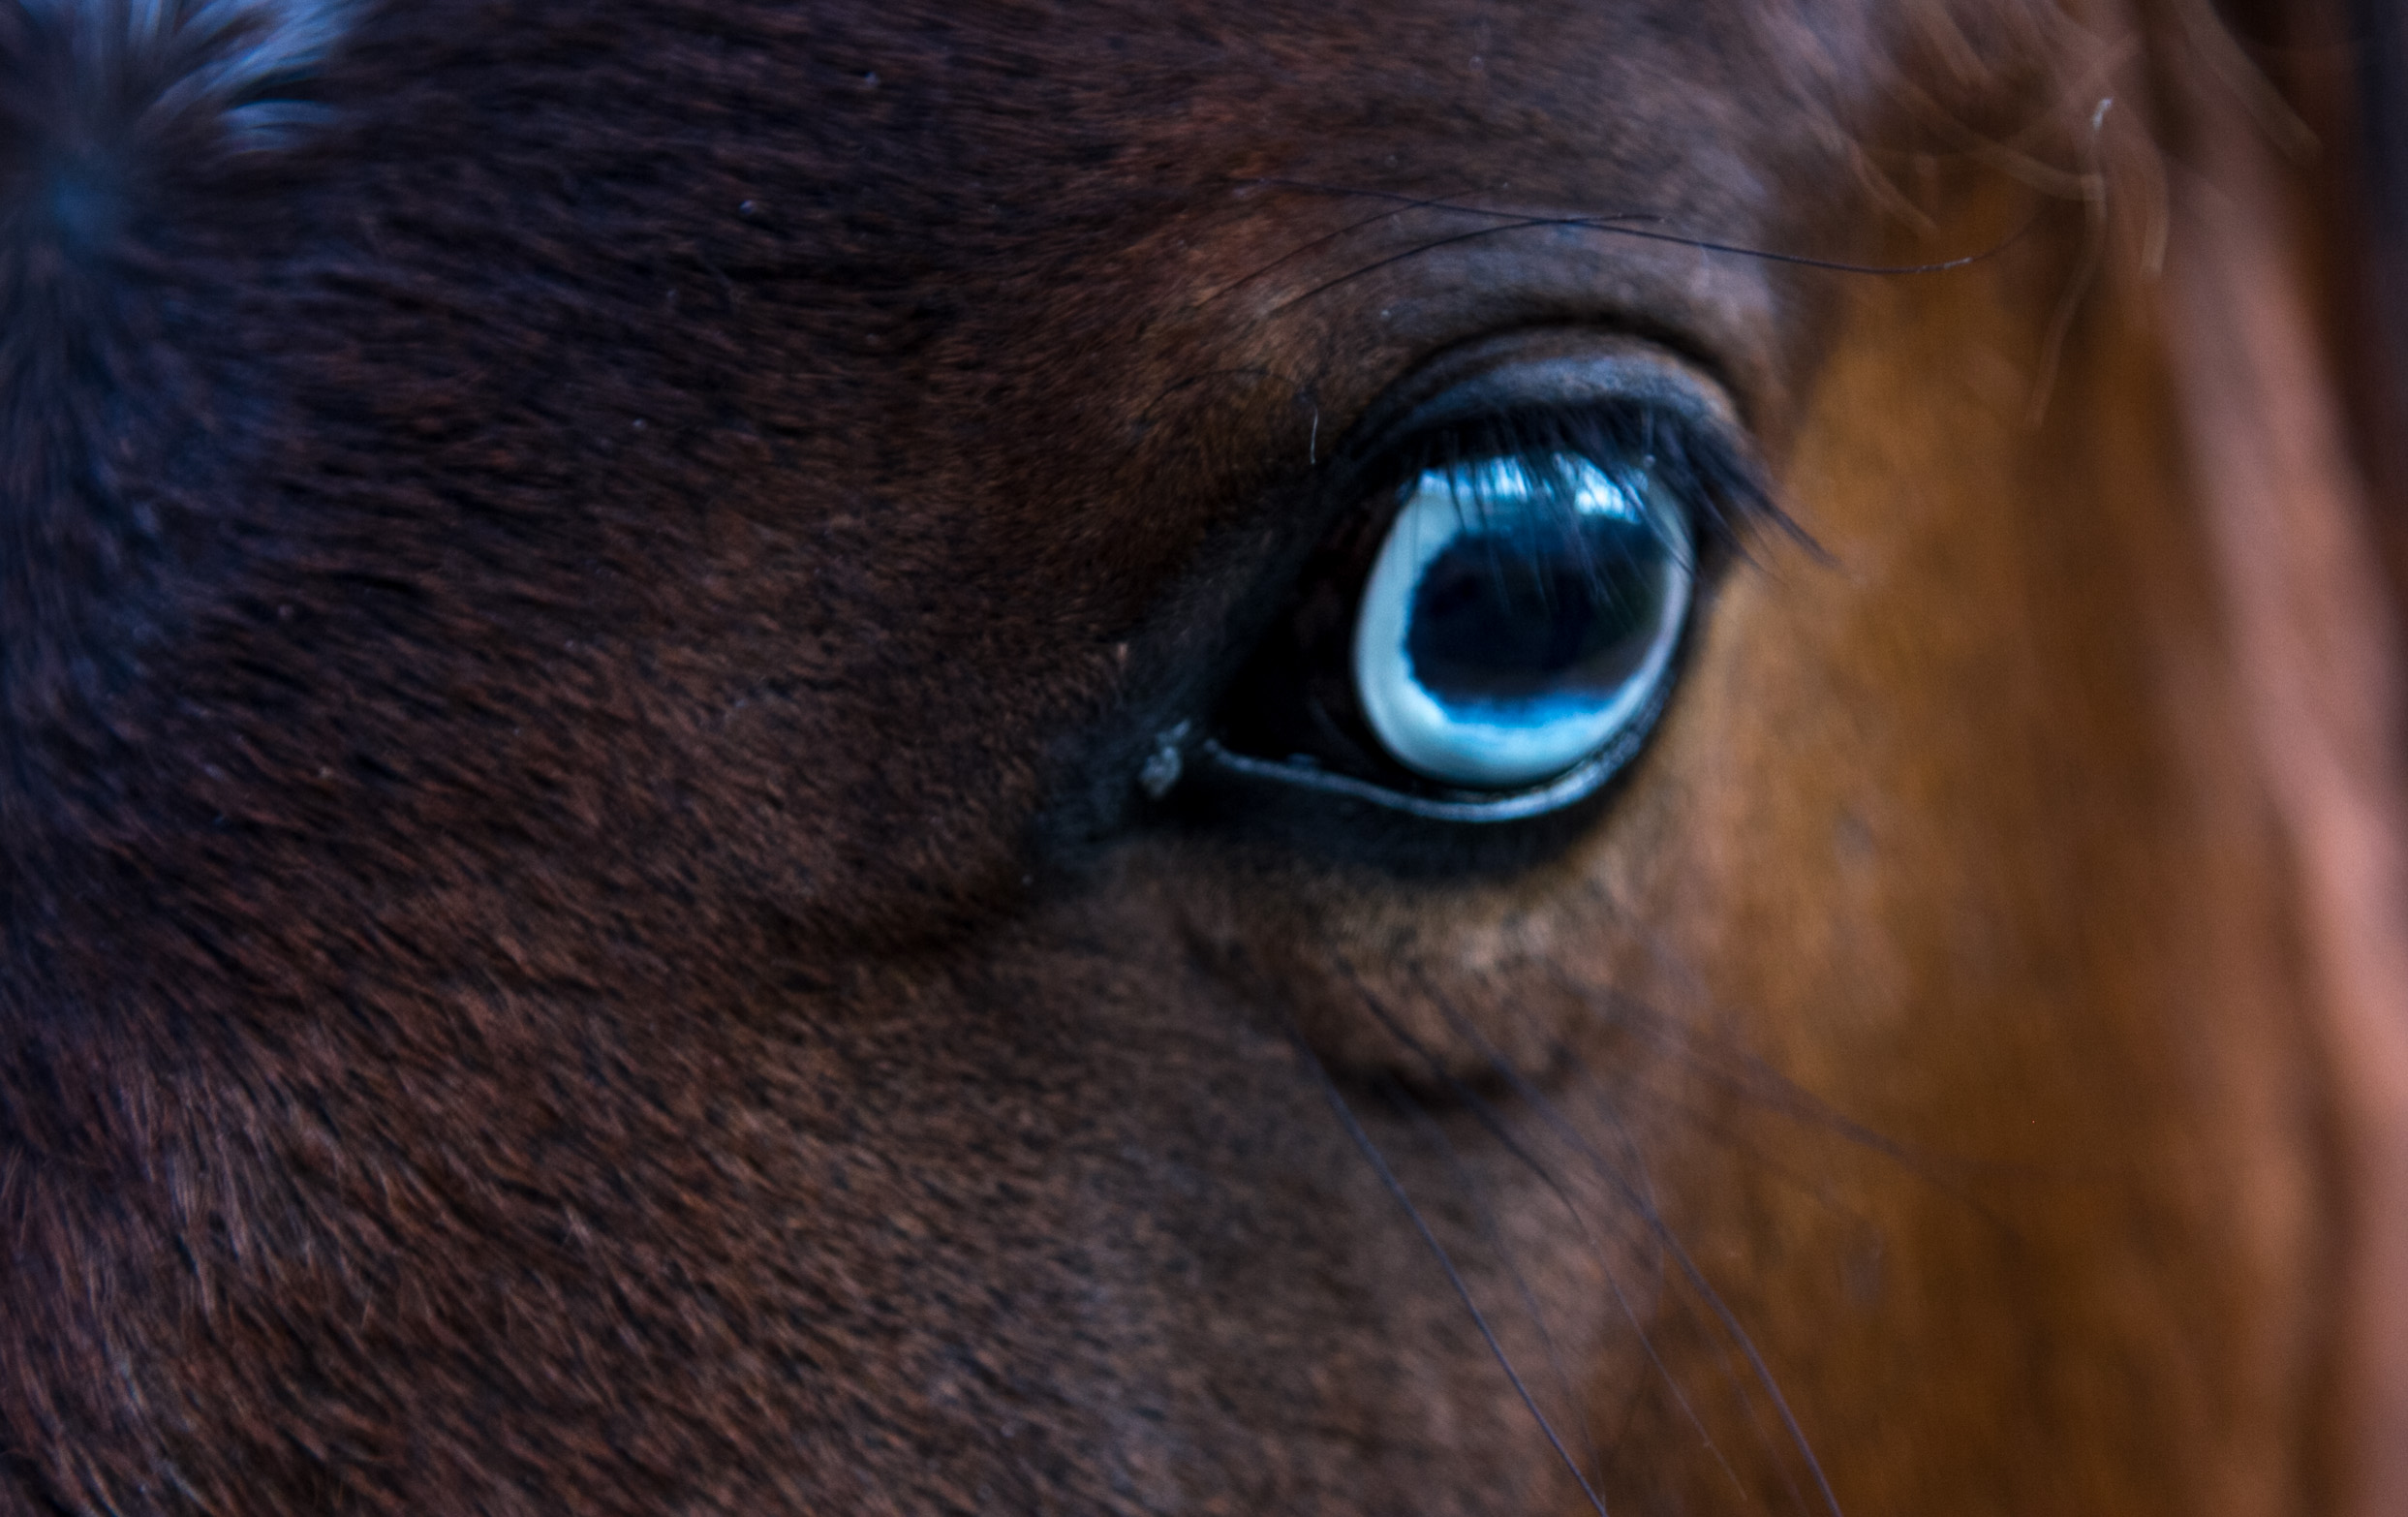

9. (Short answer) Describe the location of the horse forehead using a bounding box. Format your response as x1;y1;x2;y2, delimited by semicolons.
493;0;1855;320
777;0;1804;138
616;0;1858;560
781;0;1833;261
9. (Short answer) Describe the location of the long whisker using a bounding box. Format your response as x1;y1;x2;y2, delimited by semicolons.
1383;1078;1611;1491
1412;977;1846;1517
1191;181;1501;308
1335;966;1746;1502
1249;177;2050;285
1270;212;1674;313
1548;957;2024;1234
1289;1024;1618;1517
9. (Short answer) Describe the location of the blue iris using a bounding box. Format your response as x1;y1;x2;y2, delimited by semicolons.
1350;452;1693;789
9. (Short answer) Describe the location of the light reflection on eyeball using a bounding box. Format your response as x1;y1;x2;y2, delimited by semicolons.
1349;452;1694;790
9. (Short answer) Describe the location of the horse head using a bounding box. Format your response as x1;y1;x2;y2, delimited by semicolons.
3;0;2403;1511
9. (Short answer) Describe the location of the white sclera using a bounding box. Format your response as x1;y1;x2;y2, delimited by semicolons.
1349;453;1693;789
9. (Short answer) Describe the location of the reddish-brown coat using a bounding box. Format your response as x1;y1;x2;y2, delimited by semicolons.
0;1;2396;1512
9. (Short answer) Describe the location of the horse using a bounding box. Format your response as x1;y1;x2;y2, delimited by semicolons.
2;0;2402;1510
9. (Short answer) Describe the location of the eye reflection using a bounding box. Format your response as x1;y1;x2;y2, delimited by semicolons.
1350;452;1694;789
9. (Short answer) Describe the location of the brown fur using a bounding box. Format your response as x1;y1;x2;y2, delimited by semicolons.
1;0;2399;1511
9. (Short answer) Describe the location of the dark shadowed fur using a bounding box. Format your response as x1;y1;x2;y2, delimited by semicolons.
2;1;2403;1513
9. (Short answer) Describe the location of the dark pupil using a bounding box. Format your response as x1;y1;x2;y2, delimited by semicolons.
1404;513;1669;709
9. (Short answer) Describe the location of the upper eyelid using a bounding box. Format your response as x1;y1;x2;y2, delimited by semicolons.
1312;337;1770;512
1324;331;1748;468
1359;400;1779;558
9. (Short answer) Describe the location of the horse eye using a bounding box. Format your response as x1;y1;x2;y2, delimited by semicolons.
1351;451;1693;790
1177;371;1760;828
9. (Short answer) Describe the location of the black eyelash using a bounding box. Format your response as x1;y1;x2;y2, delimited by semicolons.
1366;400;1783;565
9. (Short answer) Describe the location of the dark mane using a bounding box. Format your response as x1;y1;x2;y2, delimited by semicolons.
2350;0;2408;498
